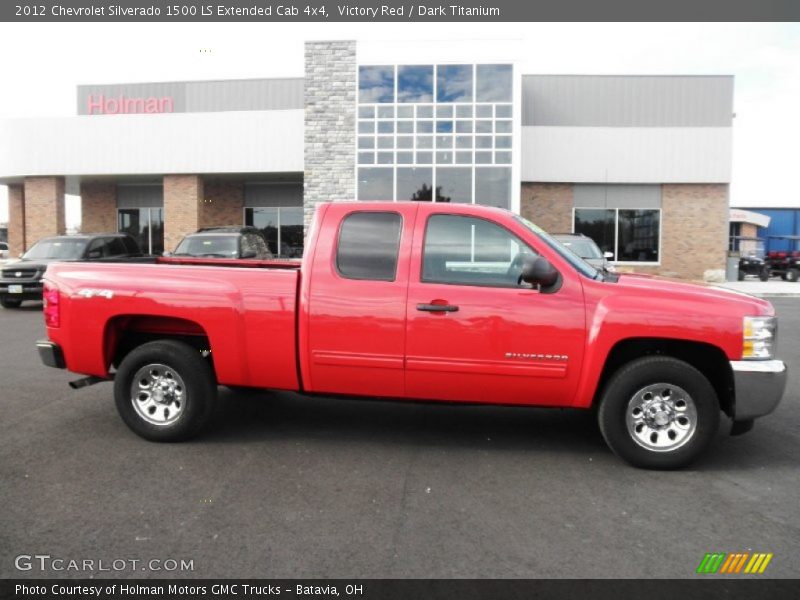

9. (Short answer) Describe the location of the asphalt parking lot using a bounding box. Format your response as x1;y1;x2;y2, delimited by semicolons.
1;300;798;579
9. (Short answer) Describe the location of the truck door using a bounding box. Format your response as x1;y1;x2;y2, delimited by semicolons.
404;209;586;406
304;204;418;397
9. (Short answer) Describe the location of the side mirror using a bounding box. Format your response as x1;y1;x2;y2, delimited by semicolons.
520;255;561;291
603;251;614;259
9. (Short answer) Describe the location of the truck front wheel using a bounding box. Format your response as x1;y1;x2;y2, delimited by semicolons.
597;356;720;469
114;340;217;442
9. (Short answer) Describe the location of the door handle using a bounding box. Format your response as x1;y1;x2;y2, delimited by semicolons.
417;303;459;313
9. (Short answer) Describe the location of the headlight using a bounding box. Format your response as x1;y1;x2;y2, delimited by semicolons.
742;316;776;360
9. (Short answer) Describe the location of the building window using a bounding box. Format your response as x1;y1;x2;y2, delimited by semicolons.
574;208;661;263
245;206;304;258
356;63;513;206
118;207;163;255
336;212;402;281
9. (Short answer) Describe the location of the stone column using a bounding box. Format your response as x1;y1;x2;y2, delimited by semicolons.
163;175;204;252
304;40;357;229
80;181;118;234
7;184;25;256
23;177;65;246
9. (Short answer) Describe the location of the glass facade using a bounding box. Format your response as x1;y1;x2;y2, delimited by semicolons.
117;207;164;255
357;64;513;209
245;206;304;258
574;208;661;263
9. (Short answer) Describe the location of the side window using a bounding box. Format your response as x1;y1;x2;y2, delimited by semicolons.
336;212;402;281
422;215;536;287
107;238;127;256
240;234;258;258
86;238;111;258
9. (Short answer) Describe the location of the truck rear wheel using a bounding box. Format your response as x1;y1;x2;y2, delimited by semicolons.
597;356;719;469
787;269;799;282
114;340;217;442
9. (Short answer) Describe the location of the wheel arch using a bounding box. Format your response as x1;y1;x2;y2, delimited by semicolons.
592;337;734;418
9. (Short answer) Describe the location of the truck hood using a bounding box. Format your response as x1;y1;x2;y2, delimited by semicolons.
614;272;774;316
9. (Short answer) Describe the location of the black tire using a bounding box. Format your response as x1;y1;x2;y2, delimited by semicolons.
781;273;788;281
787;269;799;282
597;356;720;469
737;270;745;281
0;297;23;308
114;340;217;442
759;268;770;282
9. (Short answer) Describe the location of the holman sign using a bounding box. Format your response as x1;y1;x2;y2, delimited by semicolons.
86;94;174;115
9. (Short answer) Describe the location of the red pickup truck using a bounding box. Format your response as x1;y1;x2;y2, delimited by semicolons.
37;202;786;469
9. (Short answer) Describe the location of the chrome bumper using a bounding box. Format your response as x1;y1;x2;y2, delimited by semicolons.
730;360;787;421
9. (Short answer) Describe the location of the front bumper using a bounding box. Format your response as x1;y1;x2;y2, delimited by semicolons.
731;359;787;420
37;340;66;369
0;279;43;300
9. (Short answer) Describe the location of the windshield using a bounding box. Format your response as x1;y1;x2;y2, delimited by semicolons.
174;235;239;258
556;238;603;260
23;238;88;260
514;216;600;280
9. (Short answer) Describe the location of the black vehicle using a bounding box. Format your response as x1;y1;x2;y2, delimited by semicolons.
170;226;273;260
764;235;800;282
0;233;143;308
730;236;770;281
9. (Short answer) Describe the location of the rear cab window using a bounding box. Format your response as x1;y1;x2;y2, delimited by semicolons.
336;212;403;281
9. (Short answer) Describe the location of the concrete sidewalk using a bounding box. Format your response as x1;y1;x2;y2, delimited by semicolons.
715;279;800;297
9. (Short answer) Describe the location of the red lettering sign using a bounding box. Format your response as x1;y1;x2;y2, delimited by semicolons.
86;94;174;115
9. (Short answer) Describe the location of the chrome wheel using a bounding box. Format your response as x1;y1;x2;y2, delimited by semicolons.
130;363;186;426
625;383;697;452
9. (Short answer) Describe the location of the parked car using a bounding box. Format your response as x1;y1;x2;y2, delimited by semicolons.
0;241;8;259
37;202;785;469
169;226;273;260
552;233;615;272
0;233;142;308
764;235;800;281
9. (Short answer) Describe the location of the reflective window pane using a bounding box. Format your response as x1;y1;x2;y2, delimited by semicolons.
476;64;513;102
377;151;394;164
495;120;512;134
358;151;374;164
397;151;413;164
398;65;434;103
417;120;433;134
436;105;453;118
495;151;512;164
436;64;473;103
245;207;279;255
476;104;493;118
436;136;453;149
436;120;453;133
397;121;414;134
358;168;393;201
378;121;394;134
574;209;615;257
397;105;414;118
436;167;472;203
475;167;512;209
476;120;492;134
618;209;660;262
337;212;402;281
397;167;433;201
496;104;513;118
377;105;395;118
436;151;453;164
455;135;472;149
416;105;433;118
456;121;473;133
476;136;492;149
397;136;413;149
496;135;512;149
422;215;533;287
416;136;433;149
358;106;375;119
358;136;375;149
475;151;492;164
280;207;304;258
377;136;394;149
456;151;472;164
358;121;374;135
456;105;473;118
359;66;394;103
416;151;433;164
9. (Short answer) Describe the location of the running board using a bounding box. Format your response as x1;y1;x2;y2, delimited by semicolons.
69;375;112;389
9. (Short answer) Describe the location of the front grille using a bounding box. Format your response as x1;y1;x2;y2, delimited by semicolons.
2;268;39;280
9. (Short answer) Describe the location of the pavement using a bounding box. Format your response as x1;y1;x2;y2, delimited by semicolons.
0;300;798;579
716;279;800;297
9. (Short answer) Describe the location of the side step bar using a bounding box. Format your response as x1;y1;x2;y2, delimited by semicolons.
69;375;112;390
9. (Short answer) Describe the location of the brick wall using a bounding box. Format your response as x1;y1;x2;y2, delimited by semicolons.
164;175;203;252
520;183;573;233
80;181;117;234
200;181;244;229
24;177;65;246
7;184;25;256
304;40;357;229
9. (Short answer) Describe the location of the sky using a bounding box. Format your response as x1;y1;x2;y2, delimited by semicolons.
0;22;798;226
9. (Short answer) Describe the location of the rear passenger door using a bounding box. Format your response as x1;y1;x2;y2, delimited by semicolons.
305;205;417;398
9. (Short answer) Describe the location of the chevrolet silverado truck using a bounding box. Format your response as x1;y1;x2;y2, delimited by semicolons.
36;202;787;469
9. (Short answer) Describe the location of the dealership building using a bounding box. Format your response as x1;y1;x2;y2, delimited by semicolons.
0;40;733;279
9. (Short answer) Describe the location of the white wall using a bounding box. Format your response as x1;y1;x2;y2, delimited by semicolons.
521;126;733;184
0;109;304;181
